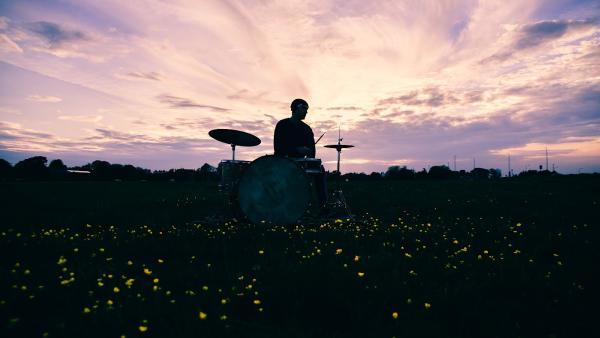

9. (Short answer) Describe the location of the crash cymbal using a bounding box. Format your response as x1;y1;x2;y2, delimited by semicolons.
324;144;354;149
209;129;261;147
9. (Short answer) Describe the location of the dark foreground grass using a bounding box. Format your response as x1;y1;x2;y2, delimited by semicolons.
1;176;598;337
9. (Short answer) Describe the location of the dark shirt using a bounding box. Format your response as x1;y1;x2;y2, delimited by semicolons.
274;118;315;158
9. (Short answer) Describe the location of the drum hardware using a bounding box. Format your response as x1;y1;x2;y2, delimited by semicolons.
324;127;354;217
209;128;261;161
208;126;356;223
209;129;261;211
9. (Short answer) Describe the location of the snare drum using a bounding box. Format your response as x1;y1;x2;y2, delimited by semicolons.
236;155;320;224
218;160;250;189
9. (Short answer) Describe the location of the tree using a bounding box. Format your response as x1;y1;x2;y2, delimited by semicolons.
14;156;48;179
385;166;415;179
490;168;502;179
0;159;13;179
428;165;452;179
49;159;67;171
471;168;490;179
90;160;112;179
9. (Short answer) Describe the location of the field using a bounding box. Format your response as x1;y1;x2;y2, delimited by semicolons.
1;177;598;337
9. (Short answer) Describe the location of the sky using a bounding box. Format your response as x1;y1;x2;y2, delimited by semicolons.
1;0;599;174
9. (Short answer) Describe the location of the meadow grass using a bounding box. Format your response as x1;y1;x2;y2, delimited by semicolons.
1;176;598;337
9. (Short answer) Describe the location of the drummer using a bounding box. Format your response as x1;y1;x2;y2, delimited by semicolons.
274;98;327;208
274;98;315;158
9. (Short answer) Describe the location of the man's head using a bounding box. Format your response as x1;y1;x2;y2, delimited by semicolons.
290;98;309;120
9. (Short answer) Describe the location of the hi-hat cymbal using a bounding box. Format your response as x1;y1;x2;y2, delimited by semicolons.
324;144;354;150
209;129;261;147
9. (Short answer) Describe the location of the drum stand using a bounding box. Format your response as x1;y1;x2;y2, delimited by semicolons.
323;130;354;218
329;176;352;217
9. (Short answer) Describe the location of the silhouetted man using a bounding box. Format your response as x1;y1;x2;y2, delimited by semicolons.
274;98;327;208
274;98;315;158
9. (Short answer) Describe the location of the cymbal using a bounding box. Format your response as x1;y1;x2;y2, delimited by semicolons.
324;144;354;150
209;129;261;147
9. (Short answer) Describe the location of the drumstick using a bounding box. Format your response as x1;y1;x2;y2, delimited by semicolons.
315;132;325;144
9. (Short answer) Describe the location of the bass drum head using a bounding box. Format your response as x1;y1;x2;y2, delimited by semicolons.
237;155;311;224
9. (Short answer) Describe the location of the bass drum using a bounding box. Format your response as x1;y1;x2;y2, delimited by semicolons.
237;155;314;224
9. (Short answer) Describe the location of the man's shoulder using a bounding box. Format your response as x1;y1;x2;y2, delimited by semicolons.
300;120;313;132
276;118;292;127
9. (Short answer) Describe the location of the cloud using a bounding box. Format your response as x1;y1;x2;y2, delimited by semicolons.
119;71;162;81
27;95;62;103
157;94;229;112
515;18;597;49
0;34;22;53
25;21;91;49
58;115;103;123
0;17;9;30
481;18;599;63
0;107;22;115
326;106;362;111
375;87;463;109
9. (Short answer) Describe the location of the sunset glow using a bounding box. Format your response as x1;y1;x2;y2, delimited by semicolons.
1;0;599;173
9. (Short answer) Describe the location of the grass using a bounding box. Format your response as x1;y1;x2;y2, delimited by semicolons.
1;176;598;337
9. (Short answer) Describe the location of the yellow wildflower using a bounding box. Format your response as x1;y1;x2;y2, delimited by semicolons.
199;312;207;320
357;272;365;277
424;303;431;309
113;287;120;293
143;268;152;275
392;312;399;319
138;325;148;332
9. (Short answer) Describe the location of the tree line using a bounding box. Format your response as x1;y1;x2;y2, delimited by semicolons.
0;156;564;182
0;156;218;182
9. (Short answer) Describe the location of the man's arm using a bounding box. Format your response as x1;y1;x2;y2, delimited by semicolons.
274;121;291;156
308;127;316;158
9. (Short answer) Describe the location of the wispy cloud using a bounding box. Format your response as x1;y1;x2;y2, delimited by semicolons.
156;94;229;112
0;34;22;53
27;95;62;103
118;71;162;81
58;115;103;123
25;21;91;49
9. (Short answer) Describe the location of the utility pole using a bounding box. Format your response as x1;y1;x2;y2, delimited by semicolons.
453;155;456;171
545;147;549;171
508;154;511;177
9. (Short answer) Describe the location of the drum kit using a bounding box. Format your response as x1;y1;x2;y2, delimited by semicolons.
209;127;355;224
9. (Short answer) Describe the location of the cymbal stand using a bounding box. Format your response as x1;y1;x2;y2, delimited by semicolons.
329;132;352;217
